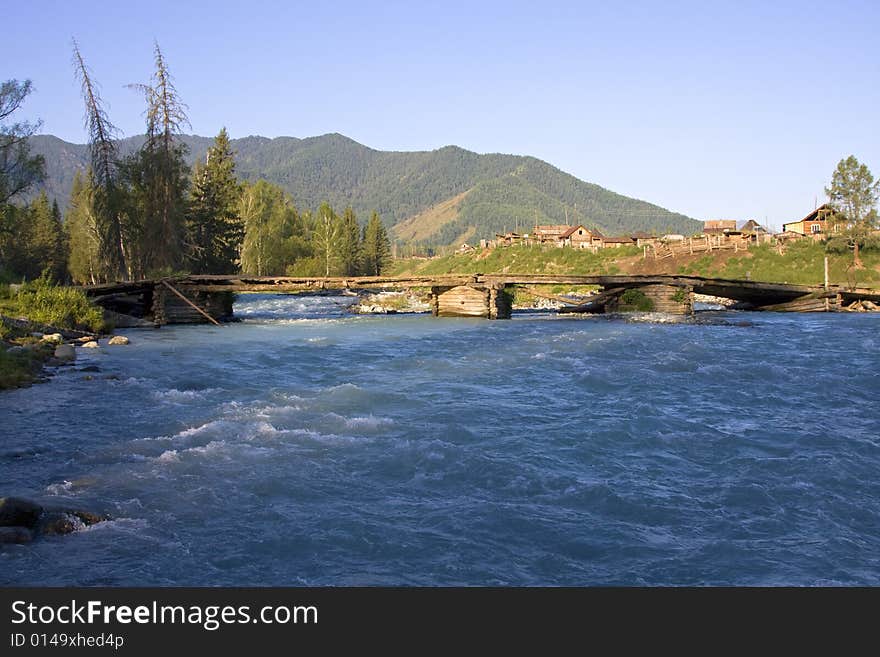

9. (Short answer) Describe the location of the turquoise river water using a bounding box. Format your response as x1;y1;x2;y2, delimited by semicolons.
1;294;879;585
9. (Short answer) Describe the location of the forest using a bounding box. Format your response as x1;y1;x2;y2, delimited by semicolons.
0;43;391;285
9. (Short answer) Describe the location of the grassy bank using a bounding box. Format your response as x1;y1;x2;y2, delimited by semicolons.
1;277;107;390
0;277;105;337
388;245;641;277
678;241;880;287
388;241;880;288
0;340;56;390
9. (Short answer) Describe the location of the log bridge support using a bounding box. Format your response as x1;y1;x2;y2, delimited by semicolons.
83;274;877;325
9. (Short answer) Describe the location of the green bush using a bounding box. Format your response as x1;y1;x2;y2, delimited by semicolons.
619;288;654;312
671;288;689;303
10;274;105;332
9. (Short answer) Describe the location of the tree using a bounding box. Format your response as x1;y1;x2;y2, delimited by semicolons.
0;79;45;205
825;155;879;269
186;128;243;273
312;202;341;276
72;41;127;280
361;211;391;275
26;191;67;281
338;207;361;276
239;180;298;275
66;170;104;285
123;41;190;275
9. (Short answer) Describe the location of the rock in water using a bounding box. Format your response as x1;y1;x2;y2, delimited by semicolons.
69;509;110;525
38;511;86;536
108;336;130;346
54;344;76;361
0;497;43;527
82;341;99;349
41;333;63;344
0;526;34;544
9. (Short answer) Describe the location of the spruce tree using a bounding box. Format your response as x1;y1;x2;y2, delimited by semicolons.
187;128;243;273
338;207;361;276
361;211;391;276
27;191;67;281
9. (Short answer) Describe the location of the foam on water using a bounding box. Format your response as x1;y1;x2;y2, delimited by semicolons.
1;295;879;585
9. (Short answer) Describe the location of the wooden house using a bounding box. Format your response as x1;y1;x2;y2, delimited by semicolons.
602;236;636;248
533;225;573;245
703;219;738;234
631;231;659;247
559;225;596;249
782;204;844;237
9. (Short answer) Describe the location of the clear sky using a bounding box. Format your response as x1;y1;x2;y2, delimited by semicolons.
4;0;879;229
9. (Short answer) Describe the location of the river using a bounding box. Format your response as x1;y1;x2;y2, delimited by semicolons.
1;295;878;585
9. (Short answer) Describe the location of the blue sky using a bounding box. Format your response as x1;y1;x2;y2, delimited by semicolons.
4;0;879;229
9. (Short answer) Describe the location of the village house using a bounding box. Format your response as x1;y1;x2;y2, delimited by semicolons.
602;236;636;248
782;204;844;238
703;219;737;234
631;231;659;247
558;225;596;249
532;225;573;245
494;231;528;247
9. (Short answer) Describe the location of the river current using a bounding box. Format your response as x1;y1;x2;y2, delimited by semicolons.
1;295;879;585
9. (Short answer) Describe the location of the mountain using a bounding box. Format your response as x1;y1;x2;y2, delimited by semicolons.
28;133;700;246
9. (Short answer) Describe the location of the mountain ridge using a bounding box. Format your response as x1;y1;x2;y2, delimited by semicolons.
28;133;701;246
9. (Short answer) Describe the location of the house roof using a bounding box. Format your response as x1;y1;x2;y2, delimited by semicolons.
604;236;635;243
559;225;587;239
798;203;842;224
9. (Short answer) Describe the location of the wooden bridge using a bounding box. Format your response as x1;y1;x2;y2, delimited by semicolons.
84;274;880;325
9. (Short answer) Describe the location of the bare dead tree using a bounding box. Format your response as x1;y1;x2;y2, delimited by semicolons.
72;39;127;280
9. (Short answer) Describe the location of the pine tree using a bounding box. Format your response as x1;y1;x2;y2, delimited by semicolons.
186;128;243;273
361;211;391;276
338;207;361;276
825;155;879;269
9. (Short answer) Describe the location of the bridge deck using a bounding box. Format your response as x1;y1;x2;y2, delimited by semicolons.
83;274;879;321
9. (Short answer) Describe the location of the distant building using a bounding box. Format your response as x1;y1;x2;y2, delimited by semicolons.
631;231;659;247
783;204;844;238
559;225;597;249
602;236;636;248
494;231;527;247
533;225;573;245
703;219;738;235
738;219;767;235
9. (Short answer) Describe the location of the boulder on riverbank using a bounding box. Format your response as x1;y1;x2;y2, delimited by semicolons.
0;496;110;544
54;344;76;361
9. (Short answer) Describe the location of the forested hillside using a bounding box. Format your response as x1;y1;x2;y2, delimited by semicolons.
29;133;700;246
